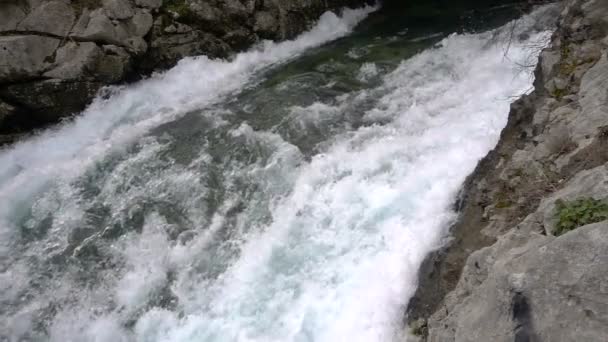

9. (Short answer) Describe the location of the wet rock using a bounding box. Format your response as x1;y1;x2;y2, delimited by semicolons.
0;100;16;128
97;45;132;82
254;11;280;39
0;79;103;125
143;29;231;71
223;27;258;50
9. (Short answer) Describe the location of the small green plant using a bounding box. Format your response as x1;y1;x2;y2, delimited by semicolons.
554;198;608;236
410;319;428;338
163;0;197;23
551;87;568;99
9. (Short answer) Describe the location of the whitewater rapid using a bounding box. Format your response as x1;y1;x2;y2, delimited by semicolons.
0;5;555;342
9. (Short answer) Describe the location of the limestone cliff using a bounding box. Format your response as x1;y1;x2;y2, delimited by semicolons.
0;0;368;143
407;0;608;340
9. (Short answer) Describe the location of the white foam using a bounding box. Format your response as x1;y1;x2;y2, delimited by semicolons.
0;6;377;258
0;4;557;342
357;62;379;82
128;9;552;342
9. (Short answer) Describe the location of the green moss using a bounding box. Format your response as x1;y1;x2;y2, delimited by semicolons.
162;0;197;24
554;198;608;236
558;61;577;76
410;319;428;338
494;186;515;209
555;43;577;77
551;87;568;100
495;200;513;209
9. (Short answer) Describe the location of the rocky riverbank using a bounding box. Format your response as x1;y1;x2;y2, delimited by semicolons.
0;0;369;143
407;0;608;340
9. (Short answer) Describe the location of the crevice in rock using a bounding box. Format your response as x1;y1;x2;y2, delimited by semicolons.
512;292;539;342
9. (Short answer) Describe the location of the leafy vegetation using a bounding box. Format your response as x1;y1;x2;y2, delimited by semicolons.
554;198;608;236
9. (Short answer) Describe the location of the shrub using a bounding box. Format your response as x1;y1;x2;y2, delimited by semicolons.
554;198;608;236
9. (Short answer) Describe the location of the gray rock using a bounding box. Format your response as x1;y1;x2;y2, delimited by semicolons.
145;30;231;70
163;23;193;34
538;164;608;234
0;100;16;127
538;49;560;84
102;0;135;20
75;9;121;43
0;79;104;123
577;52;608;140
428;222;608;342
0;35;60;82
581;0;608;28
222;0;250;18
124;36;148;55
254;11;279;39
134;0;162;10
43;42;103;80
129;10;154;37
189;1;221;24
0;2;27;32
96;45;132;82
223;27;257;50
17;0;76;37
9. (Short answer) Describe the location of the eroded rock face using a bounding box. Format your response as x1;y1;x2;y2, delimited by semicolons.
407;0;608;340
430;221;608;342
0;0;370;141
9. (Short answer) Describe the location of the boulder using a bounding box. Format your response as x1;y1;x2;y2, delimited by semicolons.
254;11;279;39
71;7;153;53
0;35;60;82
43;42;103;80
223;28;257;50
129;10;154;37
74;8;126;45
0;79;103;124
96;45;132;82
135;0;163;10
17;0;76;37
102;0;135;20
143;29;231;71
428;222;608;342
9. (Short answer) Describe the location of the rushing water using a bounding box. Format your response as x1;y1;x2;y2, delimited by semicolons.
0;4;556;342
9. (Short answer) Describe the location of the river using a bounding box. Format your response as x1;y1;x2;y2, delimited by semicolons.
0;4;555;342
